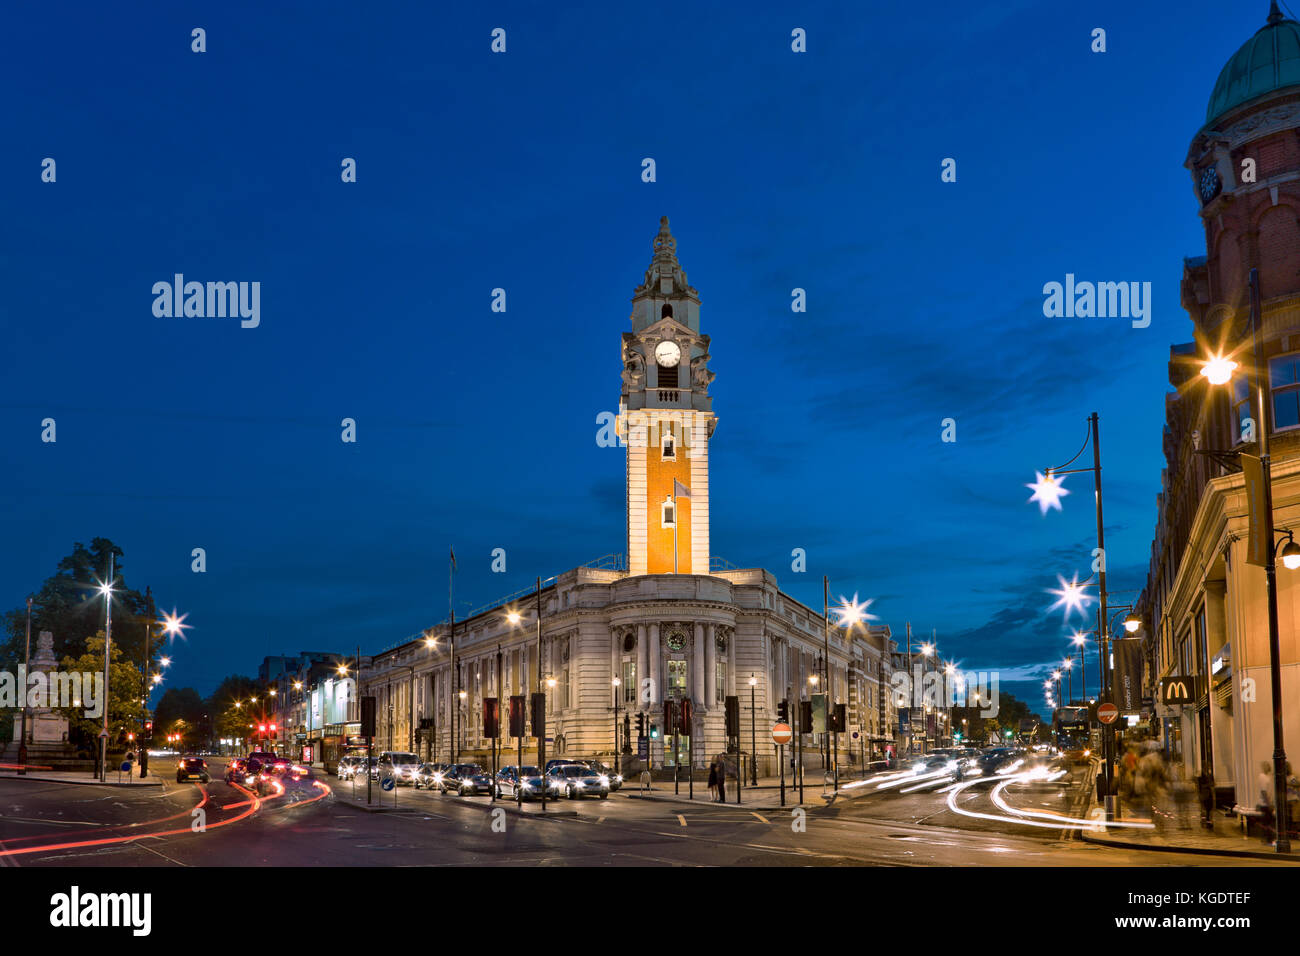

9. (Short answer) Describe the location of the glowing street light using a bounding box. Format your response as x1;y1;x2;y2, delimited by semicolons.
1200;352;1238;386
1026;470;1070;514
1123;612;1141;634
1047;572;1094;621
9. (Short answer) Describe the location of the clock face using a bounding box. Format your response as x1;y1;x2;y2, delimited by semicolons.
666;629;687;651
1199;165;1221;203
655;341;681;367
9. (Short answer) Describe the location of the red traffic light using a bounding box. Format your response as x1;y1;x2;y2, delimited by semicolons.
269;723;278;733
259;724;267;733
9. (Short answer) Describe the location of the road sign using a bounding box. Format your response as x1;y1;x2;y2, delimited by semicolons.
771;722;793;745
380;776;396;792
637;734;649;760
1097;702;1119;725
851;731;859;740
119;761;132;772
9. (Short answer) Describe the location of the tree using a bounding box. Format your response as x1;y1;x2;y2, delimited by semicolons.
2;538;153;669
58;635;145;759
208;675;260;745
154;687;205;731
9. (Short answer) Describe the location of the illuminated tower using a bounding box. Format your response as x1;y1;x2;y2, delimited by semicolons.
618;217;717;575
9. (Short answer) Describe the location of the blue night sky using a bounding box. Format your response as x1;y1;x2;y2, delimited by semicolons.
0;1;1276;708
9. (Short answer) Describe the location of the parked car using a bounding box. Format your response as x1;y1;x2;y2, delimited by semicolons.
547;764;609;799
176;757;209;783
440;763;494;796
377;751;422;786
496;765;546;801
413;763;451;790
575;759;624;791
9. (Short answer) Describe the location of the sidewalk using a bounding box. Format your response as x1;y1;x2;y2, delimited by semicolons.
0;767;163;788
1079;792;1300;861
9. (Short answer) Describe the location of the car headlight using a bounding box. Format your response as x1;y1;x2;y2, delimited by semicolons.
598;775;610;785
520;781;532;790
614;775;623;783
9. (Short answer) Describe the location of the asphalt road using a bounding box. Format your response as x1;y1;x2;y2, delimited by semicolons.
0;758;1286;867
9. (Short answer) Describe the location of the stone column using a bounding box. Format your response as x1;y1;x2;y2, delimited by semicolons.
648;624;661;705
692;623;705;703
636;624;648;707
705;624;717;708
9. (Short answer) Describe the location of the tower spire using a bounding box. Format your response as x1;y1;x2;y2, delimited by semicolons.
1270;0;1284;25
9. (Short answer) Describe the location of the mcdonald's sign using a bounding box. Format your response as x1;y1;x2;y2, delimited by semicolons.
1160;677;1202;706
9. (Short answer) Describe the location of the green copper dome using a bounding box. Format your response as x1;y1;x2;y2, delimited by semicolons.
1206;3;1300;125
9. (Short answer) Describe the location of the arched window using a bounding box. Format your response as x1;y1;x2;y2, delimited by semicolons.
661;303;674;320
661;495;675;528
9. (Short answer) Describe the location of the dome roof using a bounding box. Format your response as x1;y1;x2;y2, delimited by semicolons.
1206;2;1300;125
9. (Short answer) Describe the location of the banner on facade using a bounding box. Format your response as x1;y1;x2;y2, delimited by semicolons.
1243;453;1269;567
811;693;827;734
1112;639;1143;715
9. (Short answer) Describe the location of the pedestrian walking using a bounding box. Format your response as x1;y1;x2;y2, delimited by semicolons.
716;756;727;803
1258;761;1276;845
707;761;718;801
1196;766;1215;830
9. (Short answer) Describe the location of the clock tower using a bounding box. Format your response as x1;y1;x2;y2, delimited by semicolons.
618;217;717;575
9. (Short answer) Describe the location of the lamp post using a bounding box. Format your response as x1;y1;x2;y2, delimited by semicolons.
535;576;547;813
19;595;32;775
612;676;621;771
1072;631;1088;701
1061;659;1073;706
1199;268;1293;852
749;674;758;786
97;557;116;782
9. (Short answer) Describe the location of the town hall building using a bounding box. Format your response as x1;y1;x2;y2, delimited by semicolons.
356;217;895;776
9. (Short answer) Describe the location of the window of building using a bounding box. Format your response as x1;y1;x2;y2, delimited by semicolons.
666;659;688;699
662;496;675;527
715;660;726;703
1271;353;1300;431
662;426;676;460
622;659;636;704
1232;375;1252;443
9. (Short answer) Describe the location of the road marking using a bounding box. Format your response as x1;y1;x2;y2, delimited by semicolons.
676;814;687;827
750;812;769;824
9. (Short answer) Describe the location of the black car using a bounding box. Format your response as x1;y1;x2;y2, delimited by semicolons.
546;764;609;799
413;763;451;790
176;757;210;783
440;763;493;795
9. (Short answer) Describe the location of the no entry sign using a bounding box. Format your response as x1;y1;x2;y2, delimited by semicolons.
771;722;792;745
1097;702;1119;725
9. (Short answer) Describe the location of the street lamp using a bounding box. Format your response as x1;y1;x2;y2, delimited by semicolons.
1199;271;1295;852
1061;658;1073;705
612;676;621;769
1071;631;1088;700
749;674;758;786
96;559;116;782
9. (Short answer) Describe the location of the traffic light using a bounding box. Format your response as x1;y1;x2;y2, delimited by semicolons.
830;703;846;733
530;692;546;739
725;696;740;737
680;698;693;736
776;699;789;723
799;699;813;731
144;721;153;737
483;697;500;739
650;723;660;739
360;696;376;738
636;713;646;736
509;695;526;737
664;699;677;735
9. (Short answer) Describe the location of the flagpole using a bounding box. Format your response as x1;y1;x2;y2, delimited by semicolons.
672;489;679;574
